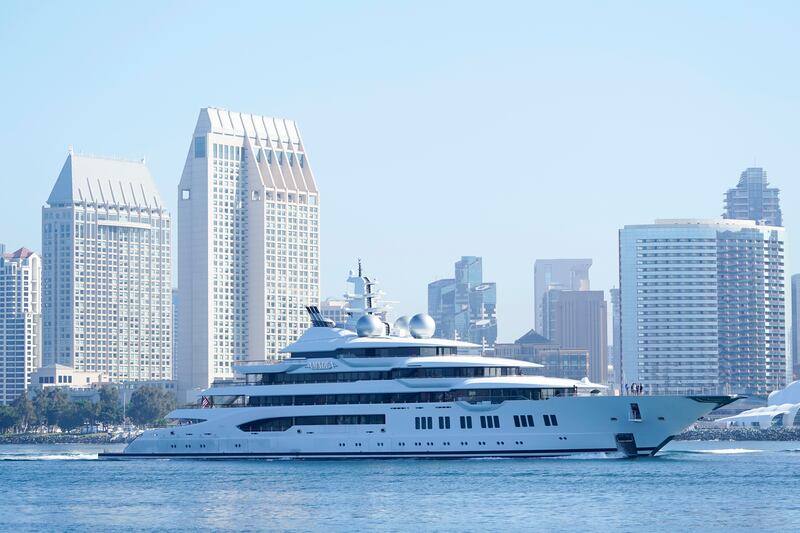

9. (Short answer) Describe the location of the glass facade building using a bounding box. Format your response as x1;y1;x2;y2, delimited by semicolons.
533;259;591;334
619;219;789;396
723;167;782;227
428;256;497;347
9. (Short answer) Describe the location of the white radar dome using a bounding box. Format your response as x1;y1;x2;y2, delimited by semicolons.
409;313;436;339
356;314;384;337
392;316;411;337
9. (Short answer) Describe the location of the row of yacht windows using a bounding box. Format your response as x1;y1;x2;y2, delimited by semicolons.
209;387;575;408
293;347;457;359
416;416;503;429
238;414;385;432
244;366;521;385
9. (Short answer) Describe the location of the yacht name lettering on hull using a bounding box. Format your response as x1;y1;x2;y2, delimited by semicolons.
305;361;338;370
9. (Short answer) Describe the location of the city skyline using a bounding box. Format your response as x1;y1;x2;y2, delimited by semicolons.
2;3;800;341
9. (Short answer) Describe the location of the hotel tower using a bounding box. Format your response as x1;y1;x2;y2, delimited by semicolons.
177;108;320;398
42;152;172;382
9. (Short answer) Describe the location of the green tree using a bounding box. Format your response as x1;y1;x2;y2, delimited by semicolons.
11;390;35;431
127;386;176;426
0;405;19;433
58;401;96;432
96;384;122;426
33;388;71;428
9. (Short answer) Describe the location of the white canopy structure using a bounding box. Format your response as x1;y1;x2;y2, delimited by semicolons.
714;380;800;428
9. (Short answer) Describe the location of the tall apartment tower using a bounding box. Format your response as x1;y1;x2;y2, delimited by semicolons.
723;167;782;227
177;108;320;398
543;289;608;384
619;219;789;396
0;247;41;404
792;274;800;381
609;287;621;386
42;152;172;382
533;259;591;333
428;256;497;346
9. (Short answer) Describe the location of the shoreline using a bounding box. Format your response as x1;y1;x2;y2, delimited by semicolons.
0;433;136;445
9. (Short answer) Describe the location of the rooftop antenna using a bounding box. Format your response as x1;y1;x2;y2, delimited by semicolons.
357;258;362;277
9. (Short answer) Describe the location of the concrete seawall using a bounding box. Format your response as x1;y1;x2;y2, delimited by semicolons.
676;427;800;441
0;433;136;445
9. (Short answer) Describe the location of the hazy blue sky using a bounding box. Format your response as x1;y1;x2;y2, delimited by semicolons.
1;1;798;341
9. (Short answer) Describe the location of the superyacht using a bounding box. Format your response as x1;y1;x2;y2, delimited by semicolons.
100;306;736;459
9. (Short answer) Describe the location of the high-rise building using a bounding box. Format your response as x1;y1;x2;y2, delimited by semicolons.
172;288;178;381
619;219;789;395
428;256;497;346
42;151;172;382
177;108;320;398
723;167;782;227
609;288;621;386
533;259;591;333
0;247;41;404
542;289;608;384
428;278;456;339
792;274;800;381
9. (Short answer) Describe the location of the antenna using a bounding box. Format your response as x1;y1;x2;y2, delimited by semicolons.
357;258;362;277
305;305;334;327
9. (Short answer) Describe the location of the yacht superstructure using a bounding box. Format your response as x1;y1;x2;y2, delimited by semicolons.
101;308;736;459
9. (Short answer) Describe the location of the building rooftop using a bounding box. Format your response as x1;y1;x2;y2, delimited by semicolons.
2;247;36;260
48;152;163;209
624;218;784;231
514;329;552;345
195;107;303;145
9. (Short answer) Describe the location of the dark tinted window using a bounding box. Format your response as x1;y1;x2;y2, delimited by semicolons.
243;387;572;408
239;414;384;432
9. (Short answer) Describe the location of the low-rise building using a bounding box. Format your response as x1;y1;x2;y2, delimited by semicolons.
494;330;590;381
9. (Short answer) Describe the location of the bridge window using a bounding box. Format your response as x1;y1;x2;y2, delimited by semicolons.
244;365;521;386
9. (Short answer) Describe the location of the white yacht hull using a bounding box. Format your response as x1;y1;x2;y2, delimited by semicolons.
99;395;733;459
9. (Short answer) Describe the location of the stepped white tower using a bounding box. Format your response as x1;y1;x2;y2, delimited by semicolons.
177;108;320;399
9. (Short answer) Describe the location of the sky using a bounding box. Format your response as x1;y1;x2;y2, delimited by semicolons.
1;1;799;342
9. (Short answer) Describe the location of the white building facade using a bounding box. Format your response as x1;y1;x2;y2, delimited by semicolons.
0;248;41;404
177;108;320;398
619;219;789;396
42;152;172;382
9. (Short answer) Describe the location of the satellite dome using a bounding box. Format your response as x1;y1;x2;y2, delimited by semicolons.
393;316;411;337
356;314;384;337
409;313;435;339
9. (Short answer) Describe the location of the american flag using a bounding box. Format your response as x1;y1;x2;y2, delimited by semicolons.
201;396;210;408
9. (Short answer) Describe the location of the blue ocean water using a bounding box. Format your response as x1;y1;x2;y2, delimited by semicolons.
2;440;798;532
